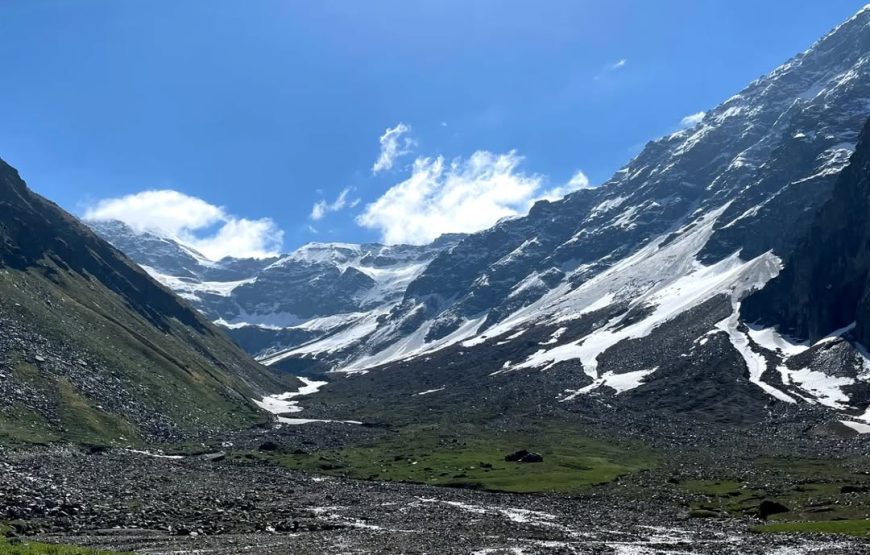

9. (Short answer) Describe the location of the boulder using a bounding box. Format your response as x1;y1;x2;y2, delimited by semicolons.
504;450;544;463
756;500;789;520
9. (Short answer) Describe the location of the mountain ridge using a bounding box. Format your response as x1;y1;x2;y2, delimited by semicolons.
261;3;870;378
87;5;870;426
0;158;293;445
89;219;464;360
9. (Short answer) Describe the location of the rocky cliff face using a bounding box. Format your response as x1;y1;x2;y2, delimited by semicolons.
744;117;870;344
0;159;292;444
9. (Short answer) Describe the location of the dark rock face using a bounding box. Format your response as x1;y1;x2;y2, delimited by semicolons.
0;162;206;334
743;117;870;344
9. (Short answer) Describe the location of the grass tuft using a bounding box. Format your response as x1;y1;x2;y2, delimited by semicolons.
0;531;131;554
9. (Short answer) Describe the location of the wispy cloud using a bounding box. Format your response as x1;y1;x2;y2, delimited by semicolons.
84;190;283;260
538;170;593;201
595;58;628;81
372;122;416;174
609;58;627;70
358;151;592;245
679;111;706;129
310;187;360;221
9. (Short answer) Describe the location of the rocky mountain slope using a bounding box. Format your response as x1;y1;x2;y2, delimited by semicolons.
271;5;870;427
264;5;870;369
0;158;293;445
91;6;870;427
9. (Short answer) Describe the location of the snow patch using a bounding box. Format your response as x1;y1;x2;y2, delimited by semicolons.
780;367;853;410
716;308;797;404
563;367;658;400
141;265;256;300
254;377;328;416
278;418;362;426
126;449;184;460
840;420;870;434
415;387;445;396
746;325;809;356
335;314;488;374
542;327;567;345
519;250;779;378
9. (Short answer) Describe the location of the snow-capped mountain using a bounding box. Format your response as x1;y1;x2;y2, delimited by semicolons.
95;6;870;425
256;5;870;424
89;219;463;359
86;220;268;282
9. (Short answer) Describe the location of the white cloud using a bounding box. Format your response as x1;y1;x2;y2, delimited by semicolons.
311;188;347;220
568;170;591;188
539;170;593;201
310;204;326;221
680;111;706;128
310;187;360;221
189;218;282;261
84;190;283;260
609;58;627;70
595;58;628;81
358;151;590;245
372;122;416;173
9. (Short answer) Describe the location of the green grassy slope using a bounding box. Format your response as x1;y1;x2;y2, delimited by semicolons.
0;157;293;445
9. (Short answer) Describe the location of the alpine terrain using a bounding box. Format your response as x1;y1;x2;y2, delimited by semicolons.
97;5;870;426
4;5;870;555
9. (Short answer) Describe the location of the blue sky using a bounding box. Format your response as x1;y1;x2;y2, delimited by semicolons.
0;1;866;257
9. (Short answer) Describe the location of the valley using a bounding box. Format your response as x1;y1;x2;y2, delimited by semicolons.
3;3;870;554
4;416;870;554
